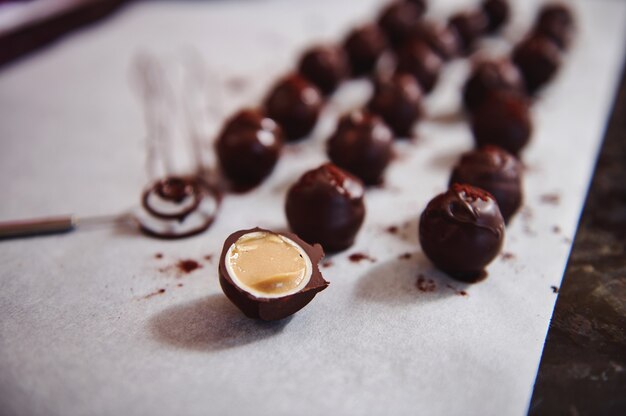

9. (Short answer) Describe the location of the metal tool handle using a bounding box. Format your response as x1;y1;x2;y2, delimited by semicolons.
0;215;76;239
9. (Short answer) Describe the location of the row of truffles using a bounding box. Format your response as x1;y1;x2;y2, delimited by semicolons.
215;1;576;320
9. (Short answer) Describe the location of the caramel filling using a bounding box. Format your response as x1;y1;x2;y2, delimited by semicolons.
227;232;311;297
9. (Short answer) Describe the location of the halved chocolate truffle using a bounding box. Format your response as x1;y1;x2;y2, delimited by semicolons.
219;228;328;321
377;1;425;47
482;0;510;34
285;163;366;253
534;3;575;50
343;24;388;76
396;39;444;94
327;110;393;185
216;109;283;187
419;184;505;281
264;74;323;141
298;45;349;95
470;91;532;156
512;34;561;94
406;19;459;61
368;73;423;137
448;10;488;54
462;58;525;112
449;145;523;223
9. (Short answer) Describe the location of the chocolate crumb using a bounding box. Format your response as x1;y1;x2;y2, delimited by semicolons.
204;254;213;262
551;285;559;293
386;225;399;234
540;193;560;205
177;259;202;274
416;274;436;292
552;225;561;234
144;288;166;299
348;253;376;263
177;283;184;288
501;252;515;261
398;252;412;260
446;283;469;297
155;253;163;259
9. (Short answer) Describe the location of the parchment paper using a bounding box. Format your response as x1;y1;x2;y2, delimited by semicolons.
1;1;625;415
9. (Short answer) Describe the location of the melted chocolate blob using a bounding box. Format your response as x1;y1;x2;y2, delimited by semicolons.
396;39;444;94
285;163;366;253
377;1;425;47
298;45;349;95
534;3;575;50
512;34;561;95
264;74;323;141
449;145;523;223
327;110;393;185
368;73;423;137
482;0;510;34
448;10;488;54
419;184;505;281
470;91;532;156
343;24;388;76
216;109;283;187
463;58;525;112
406;19;459;61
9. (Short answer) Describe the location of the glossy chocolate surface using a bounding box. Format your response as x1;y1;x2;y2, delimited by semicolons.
216;109;283;186
298;45;349;95
377;1;424;47
343;24;388;76
512;34;561;94
534;3;575;50
406;19;459;61
471;91;532;155
419;184;505;281
448;10;487;54
285;163;366;253
327;110;393;185
264;74;323;141
368;73;423;137
219;227;328;321
482;0;509;34
463;58;525;112
449;145;523;223
396;39;444;94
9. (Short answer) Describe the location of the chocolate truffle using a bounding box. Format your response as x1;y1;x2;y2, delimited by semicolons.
264;74;323;141
470;91;532;156
377;1;425;47
298;45;349;95
407;19;459;61
462;58;525;112
534;3;575;50
327;110;394;185
343;24;388;76
286;163;365;253
449;146;523;223
368;73;423;137
216;109;283;186
448;10;488;54
419;184;505;281
512;34;561;94
482;0;510;34
396;39;444;94
219;228;328;321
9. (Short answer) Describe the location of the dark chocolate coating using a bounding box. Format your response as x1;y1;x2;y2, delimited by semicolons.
368;73;423;137
327;110;394;185
512;34;561;95
343;24;388;76
285;163;366;253
449;145;523;223
407;19;459;61
264;74;323;141
448;10;488;54
482;0;510;34
377;1;425;47
218;228;328;321
216;109;283;186
462;58;525;112
298;45;349;95
419;184;505;281
470;91;532;156
396;39;444;94
534;3;575;50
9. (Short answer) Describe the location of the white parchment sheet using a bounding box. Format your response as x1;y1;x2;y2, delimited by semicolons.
1;1;625;415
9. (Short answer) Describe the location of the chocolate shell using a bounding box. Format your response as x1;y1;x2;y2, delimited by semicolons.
512;34;561;95
377;1;425;47
462;58;525;112
533;3;575;50
298;45;349;95
343;24;388;77
368;73;423;137
396;39;444;94
482;0;510;34
406;19;459;61
448;10;488;54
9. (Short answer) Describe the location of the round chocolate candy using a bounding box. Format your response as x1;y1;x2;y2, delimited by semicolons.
482;0;510;34
396;39;444;94
449;145;523;223
534;3;575;50
419;184;505;281
377;1;425;47
343;24;388;76
285;163;366;253
327;110;394;185
368;73;423;137
216;109;283;186
298;45;349;95
448;10;488;54
219;227;328;321
512;34;561;95
470;91;532;156
406;19;459;61
264;74;323;141
462;58;525;112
